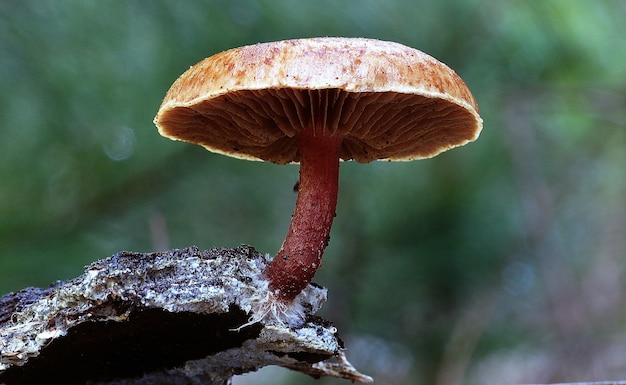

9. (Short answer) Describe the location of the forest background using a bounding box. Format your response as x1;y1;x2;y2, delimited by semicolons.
1;2;625;384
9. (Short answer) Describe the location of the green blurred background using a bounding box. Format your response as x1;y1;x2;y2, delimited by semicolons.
1;1;624;384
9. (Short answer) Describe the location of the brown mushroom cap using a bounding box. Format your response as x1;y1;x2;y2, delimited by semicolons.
154;37;482;164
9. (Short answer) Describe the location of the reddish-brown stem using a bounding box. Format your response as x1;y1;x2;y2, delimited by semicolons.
264;128;342;302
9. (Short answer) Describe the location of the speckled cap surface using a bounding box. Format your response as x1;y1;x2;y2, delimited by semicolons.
155;37;482;164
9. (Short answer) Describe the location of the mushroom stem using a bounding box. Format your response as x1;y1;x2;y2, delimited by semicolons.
265;128;342;303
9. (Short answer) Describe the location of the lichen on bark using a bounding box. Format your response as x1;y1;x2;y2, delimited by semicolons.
0;246;371;385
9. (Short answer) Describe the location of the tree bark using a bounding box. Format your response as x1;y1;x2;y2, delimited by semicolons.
0;246;371;385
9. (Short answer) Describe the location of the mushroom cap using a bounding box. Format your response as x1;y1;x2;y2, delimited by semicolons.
154;37;482;164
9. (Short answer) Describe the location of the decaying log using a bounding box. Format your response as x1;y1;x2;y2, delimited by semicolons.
0;245;371;385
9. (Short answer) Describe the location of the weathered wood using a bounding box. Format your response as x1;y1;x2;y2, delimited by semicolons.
0;246;371;385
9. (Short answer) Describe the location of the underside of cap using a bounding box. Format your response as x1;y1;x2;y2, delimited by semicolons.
154;37;483;164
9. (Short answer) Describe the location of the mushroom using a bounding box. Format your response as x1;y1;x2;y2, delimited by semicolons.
154;38;482;309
